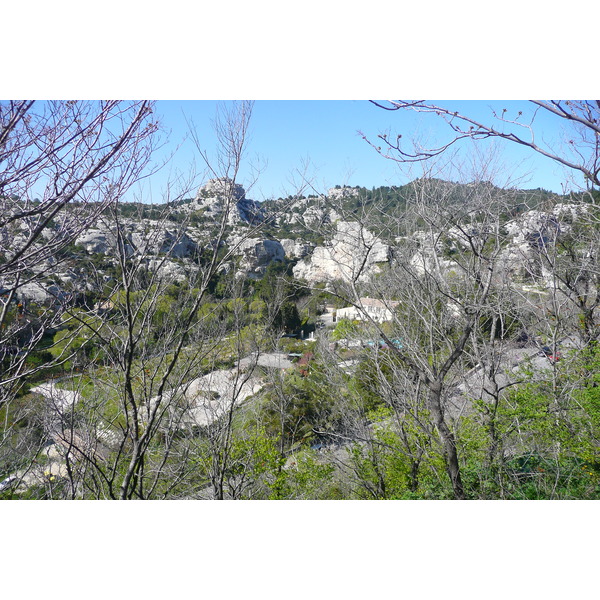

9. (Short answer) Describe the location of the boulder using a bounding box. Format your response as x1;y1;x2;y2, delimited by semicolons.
18;282;70;305
75;229;111;254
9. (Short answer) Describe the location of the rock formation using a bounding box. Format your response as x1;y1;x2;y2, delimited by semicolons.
188;178;263;225
236;238;285;278
293;221;390;284
280;238;315;260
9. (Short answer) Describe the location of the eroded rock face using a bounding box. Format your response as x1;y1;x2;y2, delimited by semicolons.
237;238;285;277
292;221;389;284
144;258;188;282
503;203;588;246
201;178;246;201
148;229;197;259
189;178;263;225
75;221;199;259
280;238;315;260
18;282;70;304
76;229;113;254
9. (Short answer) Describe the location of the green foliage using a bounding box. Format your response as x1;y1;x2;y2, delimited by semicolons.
277;337;314;354
349;355;389;414
346;421;450;499
248;299;267;323
252;260;304;303
50;312;106;369
455;345;600;499
272;301;301;333
331;318;361;341
275;450;337;499
259;360;337;449
262;374;318;446
222;426;287;499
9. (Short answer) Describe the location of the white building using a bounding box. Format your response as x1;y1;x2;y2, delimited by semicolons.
335;297;399;323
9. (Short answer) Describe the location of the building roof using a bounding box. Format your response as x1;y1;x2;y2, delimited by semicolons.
359;297;399;309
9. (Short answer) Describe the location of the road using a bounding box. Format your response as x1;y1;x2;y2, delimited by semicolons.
236;352;293;370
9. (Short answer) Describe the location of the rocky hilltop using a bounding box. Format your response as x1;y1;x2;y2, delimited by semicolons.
186;178;264;225
2;178;586;305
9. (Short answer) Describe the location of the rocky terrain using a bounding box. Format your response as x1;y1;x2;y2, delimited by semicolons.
3;173;599;503
292;220;390;284
2;178;588;306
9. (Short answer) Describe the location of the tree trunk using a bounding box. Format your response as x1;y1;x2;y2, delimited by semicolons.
427;381;465;499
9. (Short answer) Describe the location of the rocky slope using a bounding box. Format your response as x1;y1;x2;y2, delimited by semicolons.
2;178;587;305
292;220;390;284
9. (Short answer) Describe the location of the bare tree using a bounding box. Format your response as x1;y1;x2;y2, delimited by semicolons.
366;100;600;190
335;99;600;498
0;100;158;387
8;101;309;500
298;168;519;498
0;100;158;492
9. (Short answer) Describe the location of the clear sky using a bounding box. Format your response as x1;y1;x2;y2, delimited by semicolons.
145;100;584;203
6;3;595;205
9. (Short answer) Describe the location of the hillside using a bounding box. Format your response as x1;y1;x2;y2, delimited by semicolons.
3;170;599;500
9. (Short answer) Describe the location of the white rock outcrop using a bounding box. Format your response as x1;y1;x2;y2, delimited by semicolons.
189;178;263;225
280;238;315;260
18;282;71;304
293;221;389;284
144;259;188;282
76;229;113;254
75;220;200;260
327;186;359;201
150;366;264;429
237;238;285;277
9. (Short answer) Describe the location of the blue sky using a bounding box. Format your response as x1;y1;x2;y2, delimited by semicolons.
6;3;595;204
144;100;583;203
